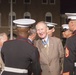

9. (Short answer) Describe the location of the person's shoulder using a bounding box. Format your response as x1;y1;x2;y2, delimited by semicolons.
70;34;76;39
34;38;41;43
4;39;27;45
4;39;15;44
50;36;61;41
2;40;16;47
6;39;37;49
67;34;76;43
34;38;41;44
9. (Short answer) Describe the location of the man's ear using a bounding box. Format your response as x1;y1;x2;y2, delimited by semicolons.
52;28;55;32
47;27;49;32
47;27;49;30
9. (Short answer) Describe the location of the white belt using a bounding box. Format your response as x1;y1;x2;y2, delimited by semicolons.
4;67;28;73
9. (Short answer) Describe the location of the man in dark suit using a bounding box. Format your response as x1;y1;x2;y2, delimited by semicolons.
1;19;41;75
28;27;37;44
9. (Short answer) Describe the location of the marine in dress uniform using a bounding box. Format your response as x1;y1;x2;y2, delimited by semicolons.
1;19;41;75
63;13;76;75
61;24;72;47
45;22;57;37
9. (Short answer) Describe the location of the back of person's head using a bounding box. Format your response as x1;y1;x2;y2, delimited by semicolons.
17;27;30;38
29;27;36;35
13;18;36;38
28;27;37;41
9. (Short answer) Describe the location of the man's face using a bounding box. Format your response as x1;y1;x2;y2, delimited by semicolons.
47;29;53;36
62;29;72;38
68;20;76;31
36;22;47;39
47;28;55;36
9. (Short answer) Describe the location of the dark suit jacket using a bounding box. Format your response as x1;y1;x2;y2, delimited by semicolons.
1;38;41;75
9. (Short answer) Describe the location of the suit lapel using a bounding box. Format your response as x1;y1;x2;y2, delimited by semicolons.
48;37;54;62
38;37;54;64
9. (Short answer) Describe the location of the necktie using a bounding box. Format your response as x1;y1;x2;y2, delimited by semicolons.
42;40;49;55
42;40;47;46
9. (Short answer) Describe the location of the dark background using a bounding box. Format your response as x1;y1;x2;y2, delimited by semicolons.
60;0;76;14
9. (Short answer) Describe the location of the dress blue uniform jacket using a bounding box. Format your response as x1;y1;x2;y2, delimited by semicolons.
63;30;76;75
1;37;41;75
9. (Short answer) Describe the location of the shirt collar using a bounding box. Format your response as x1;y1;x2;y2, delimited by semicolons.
42;35;49;45
72;30;76;34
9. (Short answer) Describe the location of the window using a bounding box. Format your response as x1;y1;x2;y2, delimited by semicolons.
46;16;52;22
45;12;52;22
24;0;31;4
0;13;1;27
9;0;16;4
49;0;55;4
9;12;16;28
24;12;31;18
42;0;48;4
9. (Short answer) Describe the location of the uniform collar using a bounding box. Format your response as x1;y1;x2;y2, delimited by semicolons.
42;35;48;42
17;36;28;40
72;30;76;35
